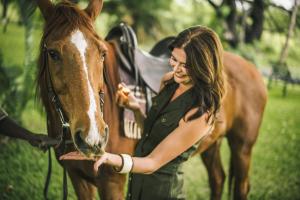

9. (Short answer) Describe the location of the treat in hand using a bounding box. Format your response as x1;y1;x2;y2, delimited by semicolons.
116;83;140;110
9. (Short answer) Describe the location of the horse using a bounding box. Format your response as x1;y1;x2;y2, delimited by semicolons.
36;0;135;199
36;1;267;200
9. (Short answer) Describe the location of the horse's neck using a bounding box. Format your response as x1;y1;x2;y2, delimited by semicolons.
104;41;121;97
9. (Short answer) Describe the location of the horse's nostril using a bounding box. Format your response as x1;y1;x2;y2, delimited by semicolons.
74;130;89;153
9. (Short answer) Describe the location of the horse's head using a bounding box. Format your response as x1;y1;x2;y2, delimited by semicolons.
37;0;108;157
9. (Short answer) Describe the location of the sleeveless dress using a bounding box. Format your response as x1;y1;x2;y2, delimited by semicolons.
127;80;204;200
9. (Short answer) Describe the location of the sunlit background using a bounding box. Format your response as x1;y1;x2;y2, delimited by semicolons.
0;0;299;199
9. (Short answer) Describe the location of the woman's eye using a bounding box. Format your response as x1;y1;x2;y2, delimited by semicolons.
48;50;60;61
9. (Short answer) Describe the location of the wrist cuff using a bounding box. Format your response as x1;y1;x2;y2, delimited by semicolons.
115;154;133;174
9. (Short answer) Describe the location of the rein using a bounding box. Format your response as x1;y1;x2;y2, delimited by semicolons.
42;43;105;200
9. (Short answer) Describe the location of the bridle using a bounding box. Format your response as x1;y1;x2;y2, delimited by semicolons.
42;43;105;146
42;43;105;200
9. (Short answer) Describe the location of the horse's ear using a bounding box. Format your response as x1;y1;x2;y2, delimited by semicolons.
84;0;103;21
37;0;54;20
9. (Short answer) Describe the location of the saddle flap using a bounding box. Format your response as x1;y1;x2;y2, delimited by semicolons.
134;49;172;93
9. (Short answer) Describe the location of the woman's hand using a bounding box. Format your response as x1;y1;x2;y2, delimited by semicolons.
59;151;109;172
115;83;140;111
59;151;93;160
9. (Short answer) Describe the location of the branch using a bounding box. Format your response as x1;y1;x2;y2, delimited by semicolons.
265;1;292;14
206;0;224;17
265;8;285;32
206;0;220;10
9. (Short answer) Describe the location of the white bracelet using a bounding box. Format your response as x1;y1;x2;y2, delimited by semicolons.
118;154;133;174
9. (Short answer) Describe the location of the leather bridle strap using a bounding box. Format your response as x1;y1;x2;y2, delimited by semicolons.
43;43;69;200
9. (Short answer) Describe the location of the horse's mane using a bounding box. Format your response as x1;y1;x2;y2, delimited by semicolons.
36;1;101;104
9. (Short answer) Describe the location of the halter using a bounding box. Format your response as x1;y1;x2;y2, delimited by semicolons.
42;43;105;200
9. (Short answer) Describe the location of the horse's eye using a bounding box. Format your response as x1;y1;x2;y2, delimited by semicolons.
48;49;61;61
100;52;106;62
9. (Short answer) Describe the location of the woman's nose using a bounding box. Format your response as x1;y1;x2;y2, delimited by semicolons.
173;63;181;71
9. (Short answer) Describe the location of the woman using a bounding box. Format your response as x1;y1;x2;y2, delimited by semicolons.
61;25;225;200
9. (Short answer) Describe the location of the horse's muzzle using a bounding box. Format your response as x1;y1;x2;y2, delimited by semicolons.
74;127;108;157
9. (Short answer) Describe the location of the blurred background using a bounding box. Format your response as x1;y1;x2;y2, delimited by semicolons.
0;0;299;199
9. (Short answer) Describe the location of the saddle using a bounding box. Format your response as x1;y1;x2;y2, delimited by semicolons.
105;23;173;94
105;23;174;139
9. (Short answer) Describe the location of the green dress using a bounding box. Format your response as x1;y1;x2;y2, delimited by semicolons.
127;80;203;200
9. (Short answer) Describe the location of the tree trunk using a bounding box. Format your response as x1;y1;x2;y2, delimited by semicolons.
279;0;299;64
1;0;9;19
16;0;36;115
224;0;239;47
245;0;264;43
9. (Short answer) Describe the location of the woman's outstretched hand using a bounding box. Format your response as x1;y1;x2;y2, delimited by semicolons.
59;151;109;172
116;83;140;111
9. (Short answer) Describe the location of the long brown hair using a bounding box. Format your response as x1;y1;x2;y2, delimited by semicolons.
169;25;225;123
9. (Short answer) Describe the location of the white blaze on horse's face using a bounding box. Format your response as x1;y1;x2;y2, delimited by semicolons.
70;29;101;147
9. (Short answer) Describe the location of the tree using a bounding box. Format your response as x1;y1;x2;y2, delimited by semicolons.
103;0;173;40
206;0;265;47
267;0;299;96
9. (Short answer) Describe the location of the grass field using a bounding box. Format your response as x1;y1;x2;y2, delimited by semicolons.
1;23;300;200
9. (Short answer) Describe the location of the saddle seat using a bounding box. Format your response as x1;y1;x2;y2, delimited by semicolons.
105;23;172;93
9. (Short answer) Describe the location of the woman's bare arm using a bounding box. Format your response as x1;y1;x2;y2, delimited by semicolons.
92;109;213;174
130;110;212;174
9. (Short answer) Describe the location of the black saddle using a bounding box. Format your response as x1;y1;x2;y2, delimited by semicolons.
105;23;174;93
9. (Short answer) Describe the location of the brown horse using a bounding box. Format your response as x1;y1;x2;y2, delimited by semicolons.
195;51;267;200
36;0;135;199
36;1;267;200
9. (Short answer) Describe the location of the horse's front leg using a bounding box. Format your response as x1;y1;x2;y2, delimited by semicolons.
67;167;97;200
96;165;127;200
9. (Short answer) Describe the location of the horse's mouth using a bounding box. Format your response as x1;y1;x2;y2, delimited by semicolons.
76;146;105;159
74;133;105;158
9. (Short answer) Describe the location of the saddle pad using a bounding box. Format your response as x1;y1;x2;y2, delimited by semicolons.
123;85;146;139
117;63;145;139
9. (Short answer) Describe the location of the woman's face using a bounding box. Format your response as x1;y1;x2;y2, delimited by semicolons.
169;48;192;86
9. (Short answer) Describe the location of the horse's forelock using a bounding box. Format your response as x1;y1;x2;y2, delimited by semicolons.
45;2;94;39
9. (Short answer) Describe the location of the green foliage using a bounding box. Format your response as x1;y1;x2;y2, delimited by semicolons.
0;21;42;121
265;6;290;33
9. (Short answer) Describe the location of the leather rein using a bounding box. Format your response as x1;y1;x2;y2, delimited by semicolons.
42;43;105;200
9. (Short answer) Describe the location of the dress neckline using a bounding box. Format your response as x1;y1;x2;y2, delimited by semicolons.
167;82;194;106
